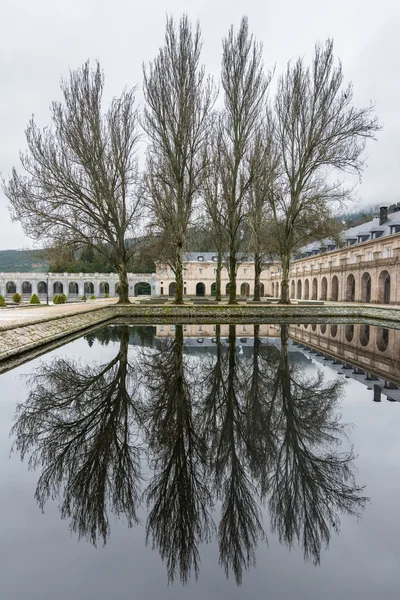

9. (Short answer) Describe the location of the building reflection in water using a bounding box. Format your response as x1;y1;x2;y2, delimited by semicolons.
12;324;370;585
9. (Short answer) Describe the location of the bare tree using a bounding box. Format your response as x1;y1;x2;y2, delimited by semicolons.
2;62;142;304
269;40;380;303
217;17;271;304
142;15;216;304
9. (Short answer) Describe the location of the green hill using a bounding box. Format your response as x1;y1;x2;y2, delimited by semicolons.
0;250;49;272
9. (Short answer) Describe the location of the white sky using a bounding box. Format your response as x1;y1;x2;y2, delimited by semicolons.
0;0;399;249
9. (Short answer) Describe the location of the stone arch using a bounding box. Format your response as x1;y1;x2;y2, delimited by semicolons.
304;279;310;300
84;281;94;295
134;282;151;296
211;282;216;296
361;272;371;303
291;280;295;298
331;276;339;301
312;277;318;300
6;281;16;295
37;281;47;294
378;270;391;304
376;328;389;352
297;279;302;299
359;324;370;347
69;282;79;295
99;282;110;295
196;282;205;296
320;277;327;301
169;282;176;296
53;281;63;295
330;324;338;338
21;281;32;295
320;324;327;334
345;324;354;342
240;282;250;297
346;274;356;302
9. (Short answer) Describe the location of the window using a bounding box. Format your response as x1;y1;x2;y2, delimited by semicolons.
199;268;203;274
160;287;164;295
367;252;372;261
385;247;392;258
242;325;247;332
160;325;164;332
214;269;217;275
198;325;203;332
170;325;175;332
213;325;216;331
244;268;248;275
197;256;204;261
212;256;217;261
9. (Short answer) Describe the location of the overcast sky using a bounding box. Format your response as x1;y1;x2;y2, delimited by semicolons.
0;0;399;250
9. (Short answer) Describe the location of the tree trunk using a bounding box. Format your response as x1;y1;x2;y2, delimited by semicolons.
278;253;291;304
228;245;237;305
174;243;184;304
117;262;130;304
215;250;222;302
253;252;261;301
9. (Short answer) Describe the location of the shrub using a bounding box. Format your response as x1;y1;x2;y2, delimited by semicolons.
104;293;109;299
0;295;6;307
12;292;21;304
61;293;67;303
81;296;86;301
53;294;59;304
90;295;96;300
30;294;40;304
54;294;66;304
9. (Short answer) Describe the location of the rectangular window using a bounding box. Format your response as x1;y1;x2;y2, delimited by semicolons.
199;268;203;274
214;269;217;275
184;287;187;295
160;287;164;295
198;325;203;332
367;252;372;261
160;325;164;332
242;325;247;332
385;247;392;257
170;325;175;332
244;268;248;275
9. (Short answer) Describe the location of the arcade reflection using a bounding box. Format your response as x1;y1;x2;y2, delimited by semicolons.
13;322;384;586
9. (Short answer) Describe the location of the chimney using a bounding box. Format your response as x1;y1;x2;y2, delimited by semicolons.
379;206;388;225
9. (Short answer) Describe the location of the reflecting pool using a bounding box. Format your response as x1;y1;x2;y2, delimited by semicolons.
1;322;400;599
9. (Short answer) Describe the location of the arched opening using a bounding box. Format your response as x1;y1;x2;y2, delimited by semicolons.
330;324;338;338
320;324;327;334
320;277;328;300
346;274;355;302
37;281;47;295
6;281;16;295
331;276;339;301
240;282;250;297
378;270;391;304
53;281;63;295
211;282;216;296
69;282;79;295
361;272;371;303
196;282;205;297
297;279;302;299
135;282;151;296
312;278;318;300
312;324;317;331
169;282;176;297
259;282;264;297
272;282;275;296
115;283;120;295
304;279;310;300
225;283;233;296
345;324;354;342
376;328;389;352
84;281;94;295
359;325;370;347
291;280;295;298
99;282;110;296
22;281;32;295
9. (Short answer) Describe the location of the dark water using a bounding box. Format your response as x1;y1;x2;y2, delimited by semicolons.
1;322;400;599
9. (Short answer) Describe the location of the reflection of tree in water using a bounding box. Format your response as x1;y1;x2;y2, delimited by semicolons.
12;323;368;585
12;326;142;545
266;325;367;564
140;324;213;583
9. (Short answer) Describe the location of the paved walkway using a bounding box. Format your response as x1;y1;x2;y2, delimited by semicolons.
1;298;399;329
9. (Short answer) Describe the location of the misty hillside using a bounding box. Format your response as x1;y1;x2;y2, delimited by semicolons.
0;250;48;273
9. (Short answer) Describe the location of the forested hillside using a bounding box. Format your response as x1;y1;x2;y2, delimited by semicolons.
0;250;48;272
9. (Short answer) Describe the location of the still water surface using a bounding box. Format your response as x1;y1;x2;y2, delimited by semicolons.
0;322;399;599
